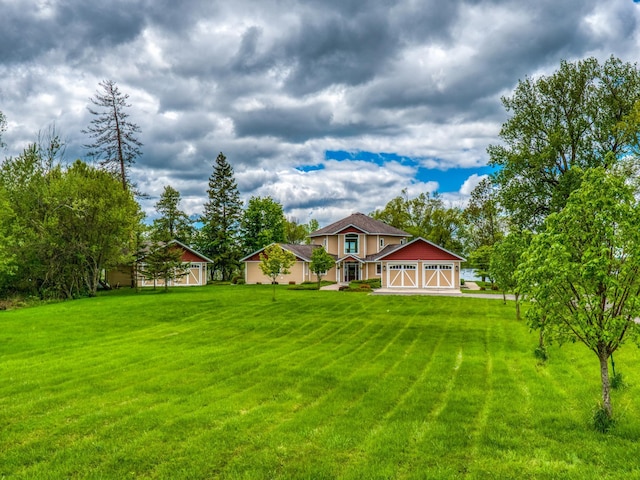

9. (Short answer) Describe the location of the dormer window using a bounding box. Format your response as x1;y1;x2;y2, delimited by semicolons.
345;234;358;254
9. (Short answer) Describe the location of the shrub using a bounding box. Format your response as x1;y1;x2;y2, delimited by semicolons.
534;345;548;363
235;279;246;285
611;372;627;390
591;403;615;433
350;279;381;289
460;279;465;286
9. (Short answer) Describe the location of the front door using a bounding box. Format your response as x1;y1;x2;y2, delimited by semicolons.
344;263;360;283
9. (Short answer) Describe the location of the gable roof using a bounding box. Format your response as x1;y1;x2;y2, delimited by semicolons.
309;212;410;237
139;239;214;263
368;237;466;262
241;243;338;262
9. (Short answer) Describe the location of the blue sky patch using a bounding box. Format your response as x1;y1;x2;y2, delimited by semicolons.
324;150;496;193
295;164;326;172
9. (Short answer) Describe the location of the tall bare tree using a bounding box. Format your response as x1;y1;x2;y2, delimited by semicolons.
83;80;143;190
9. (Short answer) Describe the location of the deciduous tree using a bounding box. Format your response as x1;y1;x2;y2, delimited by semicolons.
241;196;286;254
310;246;335;289
489;56;640;230
83;80;143;190
490;230;531;319
259;244;296;301
372;189;463;252
516;167;640;421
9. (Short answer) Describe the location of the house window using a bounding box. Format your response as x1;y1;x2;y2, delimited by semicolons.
379;238;384;248
376;263;382;275
345;234;358;254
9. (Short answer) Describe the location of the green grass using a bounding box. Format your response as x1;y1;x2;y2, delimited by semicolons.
1;285;640;479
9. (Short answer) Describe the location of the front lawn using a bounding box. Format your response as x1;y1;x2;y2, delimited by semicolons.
1;285;639;478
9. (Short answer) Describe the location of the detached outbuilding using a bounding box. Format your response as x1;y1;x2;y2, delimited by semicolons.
106;240;212;288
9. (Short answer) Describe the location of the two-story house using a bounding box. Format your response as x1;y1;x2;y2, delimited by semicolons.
242;212;465;291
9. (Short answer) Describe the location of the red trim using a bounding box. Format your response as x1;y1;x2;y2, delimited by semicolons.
382;239;462;261
338;226;365;234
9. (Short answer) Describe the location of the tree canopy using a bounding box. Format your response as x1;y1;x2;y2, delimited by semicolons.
516;167;640;419
241;196;286;255
489;56;640;230
152;185;194;244
372;189;463;253
310;246;335;289
199;152;243;281
259;244;296;301
0;146;141;298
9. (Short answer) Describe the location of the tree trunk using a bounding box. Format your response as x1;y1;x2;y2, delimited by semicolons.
598;350;612;417
515;293;521;320
538;326;544;350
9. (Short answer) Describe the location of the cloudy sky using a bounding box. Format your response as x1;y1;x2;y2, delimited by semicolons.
2;0;640;226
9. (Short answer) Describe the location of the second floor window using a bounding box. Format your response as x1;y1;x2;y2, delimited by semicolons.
345;234;358;254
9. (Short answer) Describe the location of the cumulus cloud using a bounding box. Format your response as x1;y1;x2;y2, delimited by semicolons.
2;0;640;225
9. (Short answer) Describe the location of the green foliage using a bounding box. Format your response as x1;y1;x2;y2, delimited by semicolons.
534;345;548;363
517;167;640;417
461;178;504;252
489;56;640;231
83;80;143;190
0;146;142;298
309;246;335;288
138;243;188;291
152;185;194;244
468;245;494;283
350;278;382;289
591;403;615;433
371;188;464;252
287;280;334;290
198;152;243;281
258;244;296;300
610;372;627;391
241;196;286;255
491;230;531;317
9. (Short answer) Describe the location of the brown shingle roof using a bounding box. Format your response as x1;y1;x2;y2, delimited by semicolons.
309;213;410;237
282;244;338;262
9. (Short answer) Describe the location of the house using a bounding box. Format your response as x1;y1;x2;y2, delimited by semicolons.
242;212;466;291
105;240;213;288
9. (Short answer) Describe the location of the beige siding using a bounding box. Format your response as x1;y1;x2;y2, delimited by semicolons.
365;263;379;279
366;236;378;255
309;266;338;284
326;236;339;255
245;261;307;284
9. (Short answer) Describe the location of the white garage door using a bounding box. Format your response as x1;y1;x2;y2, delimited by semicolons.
423;264;454;288
387;263;418;288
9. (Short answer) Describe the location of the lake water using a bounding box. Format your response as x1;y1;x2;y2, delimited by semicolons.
460;268;481;282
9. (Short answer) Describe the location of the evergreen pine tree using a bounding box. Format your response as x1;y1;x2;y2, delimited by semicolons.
199;153;243;281
152;185;194;244
83;80;143;191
